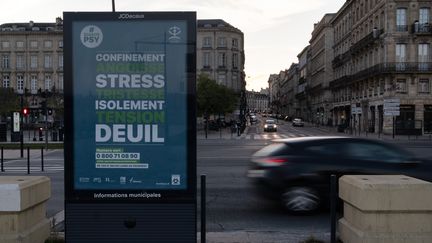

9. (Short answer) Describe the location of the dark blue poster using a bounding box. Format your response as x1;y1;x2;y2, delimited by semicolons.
71;18;191;191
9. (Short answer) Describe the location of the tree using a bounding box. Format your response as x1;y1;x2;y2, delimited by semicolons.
197;74;238;117
0;88;20;121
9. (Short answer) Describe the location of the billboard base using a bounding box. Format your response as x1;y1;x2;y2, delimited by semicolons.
65;203;196;242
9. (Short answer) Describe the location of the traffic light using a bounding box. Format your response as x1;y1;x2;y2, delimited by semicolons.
22;108;29;116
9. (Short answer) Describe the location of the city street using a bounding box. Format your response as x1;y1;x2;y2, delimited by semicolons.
1;115;432;242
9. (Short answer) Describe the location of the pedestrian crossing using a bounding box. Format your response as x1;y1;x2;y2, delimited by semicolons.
0;166;64;174
237;133;313;140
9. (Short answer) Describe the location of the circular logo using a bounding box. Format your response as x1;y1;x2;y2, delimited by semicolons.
80;25;103;48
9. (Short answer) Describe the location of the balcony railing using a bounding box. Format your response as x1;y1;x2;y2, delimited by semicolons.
396;25;408;32
330;62;432;89
413;23;432;35
332;50;352;69
350;29;383;53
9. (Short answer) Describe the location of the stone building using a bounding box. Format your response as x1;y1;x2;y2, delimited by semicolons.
285;63;299;119
196;19;245;93
246;90;269;113
330;0;432;135
0;18;63;110
295;46;310;120
309;14;335;125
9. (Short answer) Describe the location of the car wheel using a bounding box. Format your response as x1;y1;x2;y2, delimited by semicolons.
281;187;320;213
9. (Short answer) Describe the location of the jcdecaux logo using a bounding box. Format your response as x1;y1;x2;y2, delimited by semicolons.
80;25;103;48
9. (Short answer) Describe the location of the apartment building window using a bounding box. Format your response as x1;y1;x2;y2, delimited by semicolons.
419;79;430;94
232;74;238;90
232;53;238;69
58;41;63;48
31;74;38;92
218;53;226;68
232;38;238;49
396;79;407;93
30;41;38;48
418;44;430;71
2;41;10;49
17;75;24;92
44;40;53;48
217;73;226;85
45;74;51;90
380;79;385;94
44;55;52;68
2;75;10;88
396;44;407;70
203;37;212;48
396;8;407;32
420;8;430;24
2;55;10;69
16;41;24;48
203;52;210;68
30;55;38;68
59;74;64;91
58;54;63;69
218;37;227;48
16;55;24;69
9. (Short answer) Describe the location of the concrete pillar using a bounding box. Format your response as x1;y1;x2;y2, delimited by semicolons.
339;175;432;243
0;176;51;243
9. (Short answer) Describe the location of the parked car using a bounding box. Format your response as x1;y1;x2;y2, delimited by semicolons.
248;136;432;213
292;118;304;127
263;119;277;132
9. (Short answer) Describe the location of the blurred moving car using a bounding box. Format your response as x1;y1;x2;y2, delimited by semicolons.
263;119;277;132
248;136;432;213
292;118;304;127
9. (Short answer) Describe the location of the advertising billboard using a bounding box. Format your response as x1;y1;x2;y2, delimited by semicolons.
64;12;196;202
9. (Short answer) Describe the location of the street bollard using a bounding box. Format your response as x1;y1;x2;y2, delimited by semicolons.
201;174;206;243
27;147;30;174
330;174;337;243
41;148;44;172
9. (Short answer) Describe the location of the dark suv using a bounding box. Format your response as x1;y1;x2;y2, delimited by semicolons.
248;136;432;213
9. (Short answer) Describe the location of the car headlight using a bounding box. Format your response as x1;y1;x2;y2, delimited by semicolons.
274;125;277;128
264;125;268;128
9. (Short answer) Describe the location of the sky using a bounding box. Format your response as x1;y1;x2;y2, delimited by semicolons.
0;0;346;91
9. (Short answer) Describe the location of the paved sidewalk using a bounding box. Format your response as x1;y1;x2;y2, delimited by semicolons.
310;123;432;142
199;231;330;243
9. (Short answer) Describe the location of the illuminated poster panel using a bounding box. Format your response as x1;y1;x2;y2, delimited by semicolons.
64;12;196;201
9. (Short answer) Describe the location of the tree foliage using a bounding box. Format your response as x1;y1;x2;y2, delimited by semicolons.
0;88;20;120
197;74;238;117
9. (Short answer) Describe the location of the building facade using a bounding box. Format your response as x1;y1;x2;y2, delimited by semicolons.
309;14;335;125
0;18;63;111
269;0;432;135
331;0;432;135
197;19;245;93
246;90;269;113
295;46;310;120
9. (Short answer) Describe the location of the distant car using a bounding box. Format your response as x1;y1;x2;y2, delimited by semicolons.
292;118;304;127
250;115;257;123
248;136;432;213
263;119;277;132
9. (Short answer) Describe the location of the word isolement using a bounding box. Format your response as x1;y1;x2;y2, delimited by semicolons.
96;100;165;110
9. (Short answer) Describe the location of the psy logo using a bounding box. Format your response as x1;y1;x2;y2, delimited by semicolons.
168;26;181;42
80;25;103;48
